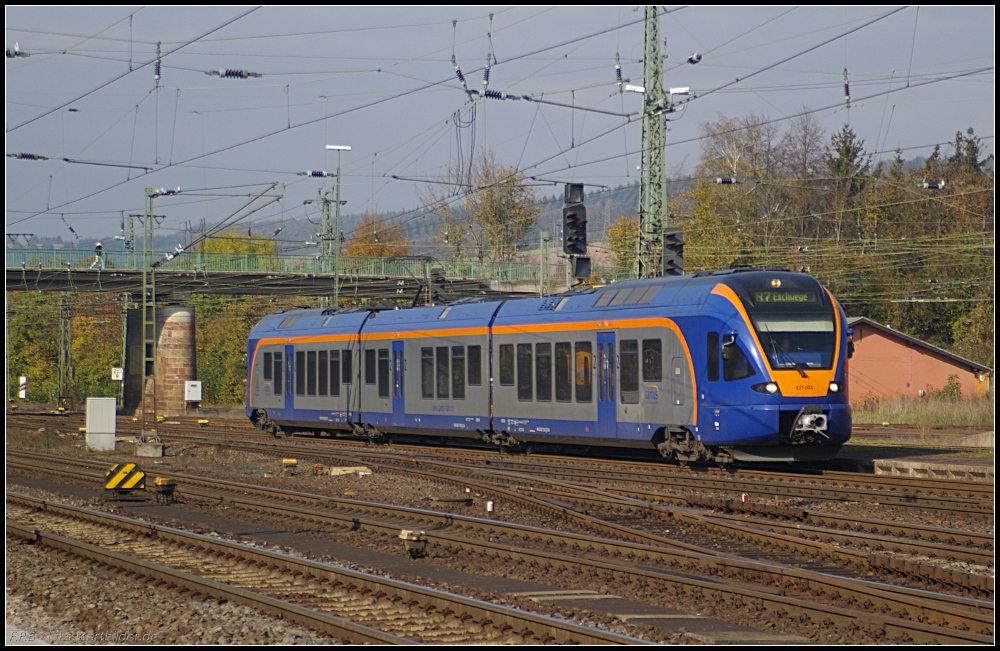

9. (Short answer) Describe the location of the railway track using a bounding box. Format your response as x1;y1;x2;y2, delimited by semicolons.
10;428;992;597
131;426;993;514
6;491;642;645
7;449;993;644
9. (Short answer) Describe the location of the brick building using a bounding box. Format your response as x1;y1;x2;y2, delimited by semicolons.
846;317;991;403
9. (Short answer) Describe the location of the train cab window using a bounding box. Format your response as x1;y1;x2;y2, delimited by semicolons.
318;351;329;396
378;348;390;398
365;349;376;384
642;339;662;382
467;346;482;386
273;352;283;396
620;340;639;404
516;343;533;401
499;344;514;385
307;351;317;396
452;346;465;400
535;343;552;402
421;348;434;398
575;342;593;402
342;350;353;384
330;351;341;397
707;333;720;382
554;343;572;402
263;352;273;381
723;344;755;381
296;351;306;396
436;347;449;399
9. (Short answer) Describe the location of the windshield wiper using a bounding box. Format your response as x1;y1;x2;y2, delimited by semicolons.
763;325;808;378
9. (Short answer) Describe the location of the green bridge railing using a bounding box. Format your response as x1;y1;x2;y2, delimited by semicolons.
6;249;635;285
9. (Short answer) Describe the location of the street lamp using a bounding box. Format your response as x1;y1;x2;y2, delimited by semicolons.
326;145;351;307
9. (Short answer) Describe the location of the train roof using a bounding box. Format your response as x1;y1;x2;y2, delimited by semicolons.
362;300;502;333
495;269;825;323
249;269;827;336
249;307;371;339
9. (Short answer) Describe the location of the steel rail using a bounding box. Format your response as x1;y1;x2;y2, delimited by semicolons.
5;492;645;645
8;450;993;635
5;520;412;645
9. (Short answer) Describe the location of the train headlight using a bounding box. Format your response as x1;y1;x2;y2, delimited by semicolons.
751;382;781;395
828;381;841;393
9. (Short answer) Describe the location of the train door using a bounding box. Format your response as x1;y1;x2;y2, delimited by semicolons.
391;340;405;426
596;332;616;439
283;344;295;414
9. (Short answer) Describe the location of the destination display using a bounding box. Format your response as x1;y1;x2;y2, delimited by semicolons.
752;290;818;304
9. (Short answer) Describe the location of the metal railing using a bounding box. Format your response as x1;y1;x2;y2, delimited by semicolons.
5;249;634;285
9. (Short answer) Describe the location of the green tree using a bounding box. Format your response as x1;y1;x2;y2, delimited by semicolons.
6;292;59;402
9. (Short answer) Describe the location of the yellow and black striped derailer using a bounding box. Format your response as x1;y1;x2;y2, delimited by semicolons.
104;462;146;494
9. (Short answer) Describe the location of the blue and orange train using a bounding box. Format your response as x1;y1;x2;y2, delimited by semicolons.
246;269;852;463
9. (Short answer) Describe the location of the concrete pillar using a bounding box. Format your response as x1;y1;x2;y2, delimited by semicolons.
125;305;197;416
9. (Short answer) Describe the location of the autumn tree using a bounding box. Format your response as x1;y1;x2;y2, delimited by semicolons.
606;215;638;270
461;149;539;262
676;113;783;269
197;226;278;255
342;212;411;258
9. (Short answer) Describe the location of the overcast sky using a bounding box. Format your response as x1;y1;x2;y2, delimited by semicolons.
5;6;994;245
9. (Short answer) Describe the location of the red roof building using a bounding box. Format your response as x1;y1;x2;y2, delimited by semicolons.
846;317;991;403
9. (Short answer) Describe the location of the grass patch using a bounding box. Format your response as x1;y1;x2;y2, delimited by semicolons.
852;394;994;427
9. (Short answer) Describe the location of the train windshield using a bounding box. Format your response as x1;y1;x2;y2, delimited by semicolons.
750;313;835;370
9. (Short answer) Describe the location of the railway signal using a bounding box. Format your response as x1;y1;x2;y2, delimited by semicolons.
562;183;587;256
663;227;684;276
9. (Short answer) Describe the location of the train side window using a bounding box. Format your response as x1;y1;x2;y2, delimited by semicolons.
707;333;720;382
452;346;465;400
575;342;592;402
535;343;552;402
499;344;514;385
436;347;449;399
273;352;283;396
555;342;572;402
467;345;482;386
263;352;273;381
378;348;390;398
365;349;376;384
296;351;306;396
307;351;317;396
620;340;639;404
342;350;353;384
516;343;533;401
642;339;662;382
421;348;434;398
330;350;341;397
318;351;328;396
723;344;755;381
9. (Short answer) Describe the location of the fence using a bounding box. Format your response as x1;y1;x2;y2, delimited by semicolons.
6;249;634;285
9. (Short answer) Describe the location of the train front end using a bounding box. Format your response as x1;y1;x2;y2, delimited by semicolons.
703;271;851;462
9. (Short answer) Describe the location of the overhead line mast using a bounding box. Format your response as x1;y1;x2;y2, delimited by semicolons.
635;6;666;280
